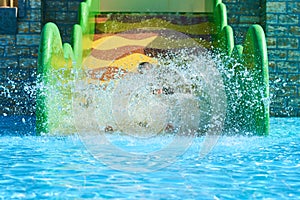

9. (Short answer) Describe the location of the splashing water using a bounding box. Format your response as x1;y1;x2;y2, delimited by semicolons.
73;27;227;136
0;26;273;170
74;51;227;135
0;24;278;170
70;27;228;171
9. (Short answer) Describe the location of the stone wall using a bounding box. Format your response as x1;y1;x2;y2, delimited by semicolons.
223;0;300;117
0;0;82;116
42;0;82;43
222;0;265;44
0;0;41;116
266;0;300;117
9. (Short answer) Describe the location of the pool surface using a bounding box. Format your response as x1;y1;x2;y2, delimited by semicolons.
0;117;299;199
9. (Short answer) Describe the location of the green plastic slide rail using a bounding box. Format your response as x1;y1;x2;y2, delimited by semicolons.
36;0;95;135
213;0;270;135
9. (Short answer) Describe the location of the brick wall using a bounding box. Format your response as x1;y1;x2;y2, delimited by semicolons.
223;0;300;117
222;0;265;44
0;0;81;116
42;0;82;43
266;0;300;116
0;0;41;116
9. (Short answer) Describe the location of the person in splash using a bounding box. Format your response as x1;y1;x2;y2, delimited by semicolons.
105;60;210;136
105;62;175;133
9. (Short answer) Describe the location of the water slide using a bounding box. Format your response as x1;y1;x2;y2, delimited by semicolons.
36;0;269;136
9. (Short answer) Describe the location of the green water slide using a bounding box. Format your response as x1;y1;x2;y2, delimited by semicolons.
36;0;95;134
36;0;269;135
213;0;269;135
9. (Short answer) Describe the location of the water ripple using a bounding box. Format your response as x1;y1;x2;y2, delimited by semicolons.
0;118;299;199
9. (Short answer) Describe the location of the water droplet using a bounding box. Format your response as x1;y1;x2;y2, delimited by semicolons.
274;78;281;83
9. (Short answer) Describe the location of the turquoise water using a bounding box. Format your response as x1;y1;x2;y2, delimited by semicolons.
0;117;299;199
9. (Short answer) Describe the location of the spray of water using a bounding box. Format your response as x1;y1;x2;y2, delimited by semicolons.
0;26;276;171
72;28;227;172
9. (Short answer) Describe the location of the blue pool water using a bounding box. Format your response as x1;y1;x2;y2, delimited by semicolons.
0;117;299;199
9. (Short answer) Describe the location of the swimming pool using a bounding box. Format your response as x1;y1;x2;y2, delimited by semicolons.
0;116;299;199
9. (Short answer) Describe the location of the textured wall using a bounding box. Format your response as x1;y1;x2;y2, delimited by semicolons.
0;0;41;116
222;0;265;44
0;0;82;116
223;0;299;117
42;0;82;43
266;0;300;117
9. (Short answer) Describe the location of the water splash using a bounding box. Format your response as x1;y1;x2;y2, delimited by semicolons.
71;26;228;172
73;49;227;135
